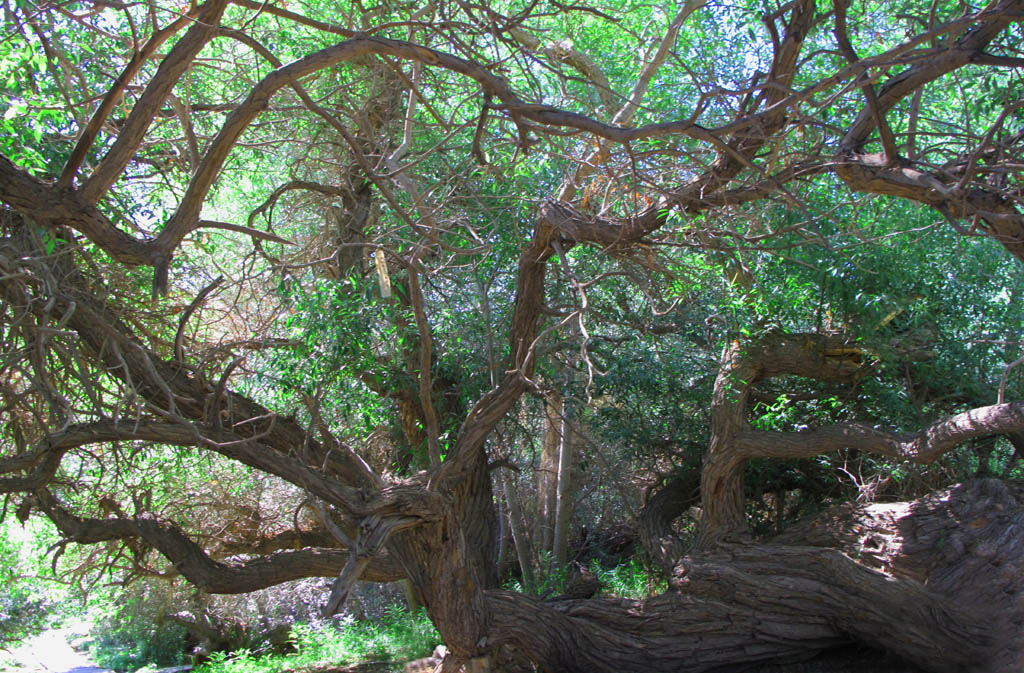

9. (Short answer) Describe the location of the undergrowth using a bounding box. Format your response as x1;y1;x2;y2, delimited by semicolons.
590;558;667;598
195;606;438;673
505;557;666;599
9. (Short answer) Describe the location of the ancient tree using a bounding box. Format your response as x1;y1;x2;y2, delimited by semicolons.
2;0;1024;670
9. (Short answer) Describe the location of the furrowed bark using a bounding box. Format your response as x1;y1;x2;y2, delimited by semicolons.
700;333;863;543
487;479;1019;673
0;229;452;530
774;479;1024;670
485;540;987;673
2;2;1024;670
834;0;1024;260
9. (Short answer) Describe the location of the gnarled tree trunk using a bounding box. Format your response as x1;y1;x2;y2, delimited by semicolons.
485;478;1022;672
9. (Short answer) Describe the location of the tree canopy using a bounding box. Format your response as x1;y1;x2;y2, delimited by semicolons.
2;0;1024;670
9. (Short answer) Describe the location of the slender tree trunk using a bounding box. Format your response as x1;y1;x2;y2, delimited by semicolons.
502;472;537;592
495;482;508;570
402;579;421;613
552;391;574;568
535;390;561;555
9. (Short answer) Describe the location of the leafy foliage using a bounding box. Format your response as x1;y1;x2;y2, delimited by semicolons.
195;608;438;673
88;606;188;672
0;518;66;647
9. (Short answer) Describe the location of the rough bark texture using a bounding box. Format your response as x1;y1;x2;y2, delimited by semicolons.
700;333;865;544
6;216;1023;671
485;480;1018;673
4;228;1021;672
776;479;1024;671
638;469;700;572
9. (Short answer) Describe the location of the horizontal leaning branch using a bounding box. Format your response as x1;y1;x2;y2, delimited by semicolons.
734;401;1024;463
0;420;200;493
35;490;405;591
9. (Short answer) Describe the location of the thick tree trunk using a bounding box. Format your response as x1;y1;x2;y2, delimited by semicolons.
485;480;1022;673
15;231;1021;671
486;540;987;672
387;448;498;663
774;478;1024;670
6;0;1024;671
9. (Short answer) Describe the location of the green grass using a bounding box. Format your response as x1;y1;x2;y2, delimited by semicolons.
589;559;667;598
195;607;439;673
504;556;667;599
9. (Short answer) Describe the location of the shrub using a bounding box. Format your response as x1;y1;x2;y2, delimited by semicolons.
590;558;666;598
195;607;439;673
0;518;61;647
88;590;188;671
0;585;52;646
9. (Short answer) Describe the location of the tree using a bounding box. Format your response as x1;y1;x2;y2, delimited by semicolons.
2;0;1024;670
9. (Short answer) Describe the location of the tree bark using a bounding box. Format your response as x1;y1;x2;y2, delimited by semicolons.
3;0;1024;669
485;479;1021;672
502;473;537;593
700;333;864;544
552;391;574;569
487;541;987;673
773;478;1024;670
638;469;700;572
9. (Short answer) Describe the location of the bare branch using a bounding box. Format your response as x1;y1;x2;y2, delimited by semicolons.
174;275;223;363
833;0;900;163
613;0;706;126
322;513;418;616
507;27;617;112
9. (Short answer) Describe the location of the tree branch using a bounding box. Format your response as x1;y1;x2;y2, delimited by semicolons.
833;0;900;163
0;420;200;493
840;0;1023;152
80;0;231;203
57;8;199;189
834;151;1024;262
735;401;1024;463
507;27;617;112
36;490;404;591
